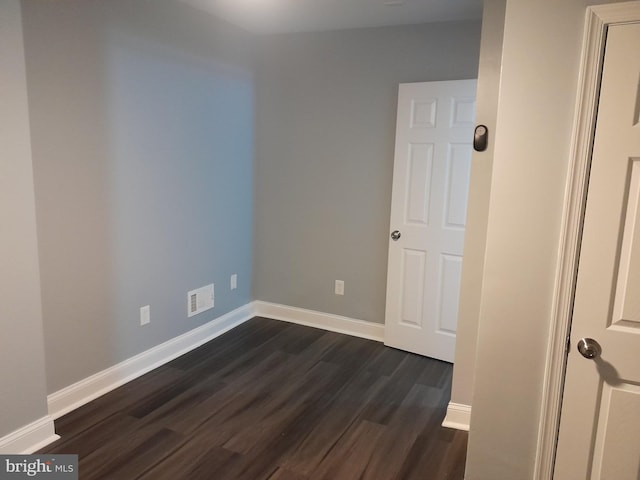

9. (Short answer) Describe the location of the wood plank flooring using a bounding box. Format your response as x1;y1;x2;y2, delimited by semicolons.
40;317;467;479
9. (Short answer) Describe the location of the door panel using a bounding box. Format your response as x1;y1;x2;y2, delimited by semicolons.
612;158;640;328
555;22;640;480
400;248;427;327
445;143;473;228
437;253;463;335
384;80;476;362
596;386;640;478
406;143;434;225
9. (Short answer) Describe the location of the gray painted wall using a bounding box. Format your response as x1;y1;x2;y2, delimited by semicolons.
0;0;49;437
22;0;255;393
465;0;628;478
254;22;481;323
450;0;506;410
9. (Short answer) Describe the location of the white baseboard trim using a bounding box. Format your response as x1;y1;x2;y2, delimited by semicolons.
442;402;471;431
0;416;59;454
48;303;254;420
47;301;383;423
253;301;385;342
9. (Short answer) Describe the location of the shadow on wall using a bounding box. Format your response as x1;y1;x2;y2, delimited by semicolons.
105;29;255;363
24;0;255;394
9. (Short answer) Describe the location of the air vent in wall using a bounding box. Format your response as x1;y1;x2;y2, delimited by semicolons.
187;284;214;317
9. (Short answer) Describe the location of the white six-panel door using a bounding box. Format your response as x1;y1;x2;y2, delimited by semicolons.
555;21;640;479
384;80;476;362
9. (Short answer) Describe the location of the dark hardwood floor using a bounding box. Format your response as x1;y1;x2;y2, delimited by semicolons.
41;317;468;479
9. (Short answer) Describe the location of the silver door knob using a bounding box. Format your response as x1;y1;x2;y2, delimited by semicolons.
391;230;401;241
577;338;602;359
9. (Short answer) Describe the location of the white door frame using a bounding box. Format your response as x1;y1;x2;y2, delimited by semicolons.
534;2;640;479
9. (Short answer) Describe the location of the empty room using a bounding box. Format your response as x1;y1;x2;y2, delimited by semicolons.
1;0;639;479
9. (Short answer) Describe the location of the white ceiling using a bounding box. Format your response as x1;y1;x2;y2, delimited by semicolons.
180;0;483;35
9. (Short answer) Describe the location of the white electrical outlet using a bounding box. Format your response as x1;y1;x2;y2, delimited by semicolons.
140;305;151;326
188;284;214;317
335;280;345;296
231;274;238;290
